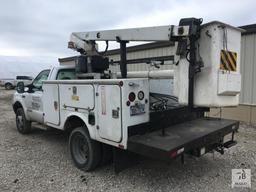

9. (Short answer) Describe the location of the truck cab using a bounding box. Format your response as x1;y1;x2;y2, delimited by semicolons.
13;66;75;125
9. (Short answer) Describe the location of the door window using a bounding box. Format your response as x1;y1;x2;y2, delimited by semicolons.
32;70;50;90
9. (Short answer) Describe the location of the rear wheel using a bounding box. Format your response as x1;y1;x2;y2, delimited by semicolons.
16;108;31;134
69;127;101;171
5;83;13;90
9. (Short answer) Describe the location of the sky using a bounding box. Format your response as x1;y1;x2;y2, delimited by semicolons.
0;0;255;78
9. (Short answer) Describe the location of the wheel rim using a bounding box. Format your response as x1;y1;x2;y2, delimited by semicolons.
16;112;24;131
72;133;89;165
6;84;11;89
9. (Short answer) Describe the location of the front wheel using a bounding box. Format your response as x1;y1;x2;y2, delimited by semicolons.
69;127;101;171
16;108;31;134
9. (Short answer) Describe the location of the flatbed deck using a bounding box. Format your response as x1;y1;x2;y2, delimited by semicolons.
128;118;239;160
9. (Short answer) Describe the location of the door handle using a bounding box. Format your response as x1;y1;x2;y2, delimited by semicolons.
54;101;58;110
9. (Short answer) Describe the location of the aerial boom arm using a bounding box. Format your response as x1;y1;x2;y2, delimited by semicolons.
67;18;204;109
68;25;189;53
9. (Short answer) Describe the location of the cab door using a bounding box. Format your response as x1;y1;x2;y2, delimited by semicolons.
97;85;122;142
26;70;50;123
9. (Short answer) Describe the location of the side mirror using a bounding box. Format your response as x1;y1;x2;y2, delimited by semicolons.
16;82;25;93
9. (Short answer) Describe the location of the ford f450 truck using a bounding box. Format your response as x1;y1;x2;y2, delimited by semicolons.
13;18;242;172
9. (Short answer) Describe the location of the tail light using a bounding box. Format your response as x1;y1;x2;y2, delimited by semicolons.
170;151;177;158
128;92;136;102
170;147;184;158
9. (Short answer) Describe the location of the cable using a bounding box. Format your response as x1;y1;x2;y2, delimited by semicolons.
150;92;179;111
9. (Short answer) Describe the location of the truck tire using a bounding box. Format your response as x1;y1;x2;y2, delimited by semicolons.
69;127;101;171
16;108;32;134
5;83;13;90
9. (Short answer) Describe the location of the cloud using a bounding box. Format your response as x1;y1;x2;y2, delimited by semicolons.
0;0;255;58
0;56;57;78
118;0;255;27
0;0;164;57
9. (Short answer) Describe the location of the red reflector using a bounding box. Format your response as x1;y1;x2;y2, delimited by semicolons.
170;151;177;158
118;144;124;149
126;101;130;106
119;81;123;87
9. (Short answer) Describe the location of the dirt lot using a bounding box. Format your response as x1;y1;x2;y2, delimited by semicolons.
0;87;255;192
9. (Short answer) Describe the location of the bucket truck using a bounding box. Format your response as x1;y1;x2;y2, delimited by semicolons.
13;18;243;173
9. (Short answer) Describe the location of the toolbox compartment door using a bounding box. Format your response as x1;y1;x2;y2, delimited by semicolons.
43;84;60;125
97;85;122;142
59;84;95;110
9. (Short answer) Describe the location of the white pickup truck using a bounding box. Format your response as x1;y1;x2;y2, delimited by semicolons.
1;76;33;90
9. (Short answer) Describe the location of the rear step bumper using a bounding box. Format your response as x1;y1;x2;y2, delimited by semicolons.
127;118;239;161
224;140;237;148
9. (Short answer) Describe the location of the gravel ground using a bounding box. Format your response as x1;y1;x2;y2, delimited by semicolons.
0;87;255;192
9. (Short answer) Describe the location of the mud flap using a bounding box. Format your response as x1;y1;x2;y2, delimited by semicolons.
113;148;139;174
